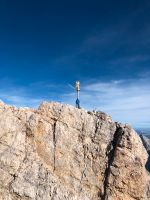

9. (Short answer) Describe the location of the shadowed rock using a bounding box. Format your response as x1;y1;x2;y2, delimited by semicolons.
140;135;150;172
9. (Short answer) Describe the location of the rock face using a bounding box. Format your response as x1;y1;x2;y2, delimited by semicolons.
0;101;150;200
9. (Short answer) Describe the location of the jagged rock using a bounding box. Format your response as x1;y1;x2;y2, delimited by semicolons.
0;101;150;200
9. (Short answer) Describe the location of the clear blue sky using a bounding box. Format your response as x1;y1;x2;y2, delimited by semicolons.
0;0;150;128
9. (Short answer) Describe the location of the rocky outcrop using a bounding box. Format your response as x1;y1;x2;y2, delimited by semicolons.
140;135;150;154
0;101;150;200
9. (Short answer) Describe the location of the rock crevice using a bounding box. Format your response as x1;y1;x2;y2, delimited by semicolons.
102;125;124;200
53;120;57;172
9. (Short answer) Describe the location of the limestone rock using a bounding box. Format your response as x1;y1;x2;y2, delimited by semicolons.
0;101;150;200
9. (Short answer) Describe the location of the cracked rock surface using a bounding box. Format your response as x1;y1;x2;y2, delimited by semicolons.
0;101;150;200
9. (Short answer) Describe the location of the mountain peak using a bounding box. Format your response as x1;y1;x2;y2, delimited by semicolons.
0;101;149;200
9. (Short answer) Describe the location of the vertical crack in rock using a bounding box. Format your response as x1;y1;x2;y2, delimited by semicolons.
80;122;86;183
53;120;57;172
80;144;87;183
102;125;124;200
95;120;99;135
52;105;64;172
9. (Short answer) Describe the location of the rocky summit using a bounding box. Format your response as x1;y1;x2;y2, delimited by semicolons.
0;101;150;200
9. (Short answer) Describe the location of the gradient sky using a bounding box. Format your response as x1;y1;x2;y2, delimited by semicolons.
0;0;150;129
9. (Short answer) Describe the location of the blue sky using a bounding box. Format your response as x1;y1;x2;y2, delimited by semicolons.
0;0;150;129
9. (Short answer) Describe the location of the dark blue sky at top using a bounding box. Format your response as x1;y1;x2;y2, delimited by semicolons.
0;0;150;84
0;0;150;128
